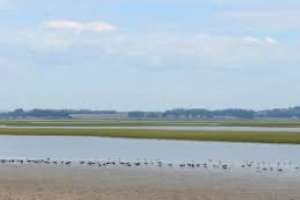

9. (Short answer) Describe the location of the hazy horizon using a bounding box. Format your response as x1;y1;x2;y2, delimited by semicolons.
1;105;300;113
1;0;300;111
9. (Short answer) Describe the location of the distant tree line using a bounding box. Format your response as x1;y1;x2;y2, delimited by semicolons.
1;107;300;119
128;107;300;120
0;109;117;119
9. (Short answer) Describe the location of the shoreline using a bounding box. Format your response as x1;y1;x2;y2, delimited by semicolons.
0;165;299;200
0;159;299;178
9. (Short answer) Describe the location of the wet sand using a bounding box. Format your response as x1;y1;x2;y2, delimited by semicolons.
0;165;299;200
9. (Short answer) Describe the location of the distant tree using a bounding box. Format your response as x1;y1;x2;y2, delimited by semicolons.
12;108;25;118
128;111;146;119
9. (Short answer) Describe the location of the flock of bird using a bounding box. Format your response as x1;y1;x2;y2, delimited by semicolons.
0;158;299;174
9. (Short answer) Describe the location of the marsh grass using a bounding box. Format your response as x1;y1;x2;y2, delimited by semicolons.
0;128;299;144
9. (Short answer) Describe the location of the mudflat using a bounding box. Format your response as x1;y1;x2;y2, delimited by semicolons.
0;165;299;200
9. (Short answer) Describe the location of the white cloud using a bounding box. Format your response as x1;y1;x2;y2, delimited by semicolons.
224;10;300;19
44;20;117;33
2;25;297;71
222;10;300;31
243;36;261;44
63;32;287;69
264;37;278;44
243;36;278;45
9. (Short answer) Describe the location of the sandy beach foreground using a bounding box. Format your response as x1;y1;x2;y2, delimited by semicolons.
0;166;299;200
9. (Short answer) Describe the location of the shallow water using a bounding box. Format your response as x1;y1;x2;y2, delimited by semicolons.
0;135;299;165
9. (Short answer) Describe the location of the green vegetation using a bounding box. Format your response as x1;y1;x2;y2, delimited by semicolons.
1;119;300;127
0;128;300;144
0;119;300;144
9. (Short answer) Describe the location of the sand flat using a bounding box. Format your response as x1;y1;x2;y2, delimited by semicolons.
0;166;299;200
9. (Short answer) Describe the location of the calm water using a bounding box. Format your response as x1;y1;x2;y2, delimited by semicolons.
0;135;299;164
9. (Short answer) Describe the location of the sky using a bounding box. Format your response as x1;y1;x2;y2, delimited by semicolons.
0;0;300;111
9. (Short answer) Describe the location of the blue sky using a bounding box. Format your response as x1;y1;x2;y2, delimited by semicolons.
0;0;300;111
